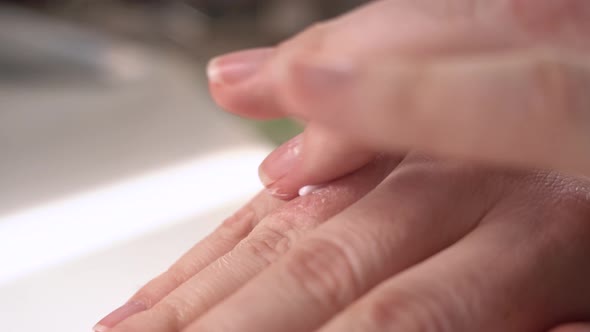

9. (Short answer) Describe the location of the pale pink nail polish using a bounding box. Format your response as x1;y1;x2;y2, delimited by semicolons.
207;48;274;85
93;301;147;331
259;135;303;187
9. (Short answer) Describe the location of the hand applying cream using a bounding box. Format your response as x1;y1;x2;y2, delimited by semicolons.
208;0;590;200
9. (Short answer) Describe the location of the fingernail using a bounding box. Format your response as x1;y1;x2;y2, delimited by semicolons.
93;301;147;331
208;48;274;85
259;135;303;188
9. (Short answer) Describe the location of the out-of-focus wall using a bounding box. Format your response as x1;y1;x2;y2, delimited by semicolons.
1;0;367;57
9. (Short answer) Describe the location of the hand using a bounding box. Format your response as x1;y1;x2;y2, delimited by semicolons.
93;156;397;331
207;0;590;199
94;155;590;331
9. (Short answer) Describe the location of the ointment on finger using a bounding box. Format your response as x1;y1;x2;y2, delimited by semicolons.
299;185;324;197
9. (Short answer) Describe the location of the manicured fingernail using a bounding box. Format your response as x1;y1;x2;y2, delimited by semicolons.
93;301;147;331
259;135;303;188
208;48;274;85
298;184;324;197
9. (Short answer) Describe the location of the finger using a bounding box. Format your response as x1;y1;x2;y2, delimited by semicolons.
211;0;590;183
185;157;506;332
207;0;514;120
273;0;590;177
258;129;376;199
208;0;510;199
319;173;590;332
209;0;590;119
287;48;590;177
109;156;399;332
208;47;282;119
92;191;284;331
550;324;590;332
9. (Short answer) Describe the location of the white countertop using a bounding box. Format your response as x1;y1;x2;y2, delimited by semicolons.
0;14;275;331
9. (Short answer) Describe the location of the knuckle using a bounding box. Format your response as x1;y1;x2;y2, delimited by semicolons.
284;237;360;309
241;224;294;264
131;284;155;307
275;20;335;83
131;290;157;309
217;204;258;242
278;21;331;53
383;158;448;196
130;273;173;309
240;205;321;264
152;298;191;331
361;288;453;332
164;264;195;286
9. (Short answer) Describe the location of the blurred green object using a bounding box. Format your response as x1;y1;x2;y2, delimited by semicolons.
251;119;302;146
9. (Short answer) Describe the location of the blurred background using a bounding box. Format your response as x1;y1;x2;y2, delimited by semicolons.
0;1;366;331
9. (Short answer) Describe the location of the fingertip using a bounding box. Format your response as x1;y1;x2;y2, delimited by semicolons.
93;301;147;332
258;134;303;185
258;125;377;201
206;48;287;120
260;160;310;201
206;48;274;86
206;56;224;85
208;80;285;120
92;323;108;332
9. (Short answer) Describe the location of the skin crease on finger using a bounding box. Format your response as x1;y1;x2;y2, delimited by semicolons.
179;1;580;330
264;171;589;331
159;160;590;332
180;157;514;332
105;157;400;332
92;191;287;331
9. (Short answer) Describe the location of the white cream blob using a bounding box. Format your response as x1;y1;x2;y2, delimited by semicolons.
298;185;324;197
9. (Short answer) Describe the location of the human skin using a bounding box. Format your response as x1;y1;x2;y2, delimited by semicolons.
94;155;590;332
207;0;590;199
93;0;590;330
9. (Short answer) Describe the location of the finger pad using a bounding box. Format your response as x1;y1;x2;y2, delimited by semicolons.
209;83;284;120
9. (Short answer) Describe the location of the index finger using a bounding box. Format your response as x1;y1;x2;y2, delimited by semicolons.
287;48;590;175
